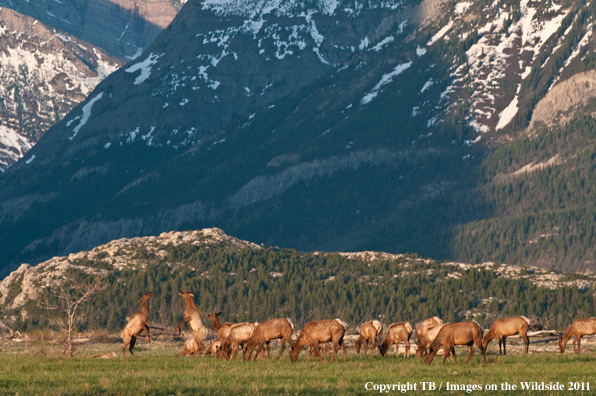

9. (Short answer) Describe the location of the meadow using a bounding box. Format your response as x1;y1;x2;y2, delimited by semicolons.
1;338;595;395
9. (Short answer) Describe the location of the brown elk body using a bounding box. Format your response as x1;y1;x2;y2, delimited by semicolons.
121;292;152;357
290;319;347;363
416;324;451;358
378;322;412;358
355;320;382;355
415;316;444;357
176;292;208;356
179;336;200;356
222;322;258;361
207;312;234;340
558;318;596;354
244;318;294;362
483;316;530;354
424;321;487;365
204;339;223;356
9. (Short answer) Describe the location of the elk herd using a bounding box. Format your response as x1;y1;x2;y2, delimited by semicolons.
121;291;596;363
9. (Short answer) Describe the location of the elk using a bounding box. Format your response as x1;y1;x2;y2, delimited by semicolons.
290;319;347;363
416;324;450;358
558;318;596;354
378;322;412;358
424;321;487;365
483;316;531;354
179;336;200;356
355;320;382;355
175;292;208;356
244;318;294;362
205;339;222;356
221;322;258;361
415;316;443;357
121;292;152;357
207;312;234;340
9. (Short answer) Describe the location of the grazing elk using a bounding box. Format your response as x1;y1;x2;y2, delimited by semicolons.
415;316;443;357
558;318;596;354
175;292;208;356
121;292;152;357
221;322;258;361
416;324;451;358
290;319;347;363
244;318;294;362
424;321;487;365
355;320;382;355
378;322;412;358
483;316;531;354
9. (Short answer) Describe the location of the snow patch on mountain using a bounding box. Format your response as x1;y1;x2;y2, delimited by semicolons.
0;126;31;169
361;62;412;104
69;93;104;141
126;53;164;85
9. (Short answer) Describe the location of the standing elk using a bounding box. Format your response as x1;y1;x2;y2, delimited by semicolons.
355;320;382;355
378;322;412;358
175;292;208;356
483;316;531;354
290;319;347;363
424;321;487;365
221;322;258;361
207;312;234;340
244;318;294;362
121;292;152;357
558;318;596;354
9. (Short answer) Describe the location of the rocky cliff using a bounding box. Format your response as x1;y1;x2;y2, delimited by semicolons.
0;6;123;171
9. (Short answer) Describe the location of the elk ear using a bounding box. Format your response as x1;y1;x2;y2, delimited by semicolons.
189;293;194;297
216;312;222;316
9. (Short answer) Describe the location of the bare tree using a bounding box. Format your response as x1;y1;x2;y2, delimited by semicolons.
38;275;108;357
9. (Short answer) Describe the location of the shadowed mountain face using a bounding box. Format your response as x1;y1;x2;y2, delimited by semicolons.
2;0;596;274
0;0;184;59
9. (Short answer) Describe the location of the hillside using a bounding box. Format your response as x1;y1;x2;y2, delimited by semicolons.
0;7;123;171
0;229;594;333
0;0;184;59
1;0;596;272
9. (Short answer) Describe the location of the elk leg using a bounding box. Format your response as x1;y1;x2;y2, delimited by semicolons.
404;339;410;358
143;324;150;342
442;345;453;365
364;339;368;355
341;340;347;363
521;333;529;354
498;338;502;354
122;334;131;357
129;335;137;355
465;345;475;364
175;317;190;333
314;340;322;362
252;342;263;362
503;337;507;355
266;341;271;359
277;339;286;361
330;340;339;363
577;336;582;355
475;337;488;364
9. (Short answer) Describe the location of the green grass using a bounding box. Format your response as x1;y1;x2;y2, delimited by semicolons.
1;341;596;395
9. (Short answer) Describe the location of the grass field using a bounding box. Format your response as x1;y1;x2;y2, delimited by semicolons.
1;339;595;395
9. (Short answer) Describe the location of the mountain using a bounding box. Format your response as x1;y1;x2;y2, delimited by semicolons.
0;7;123;171
0;228;593;332
0;0;185;60
1;0;596;273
